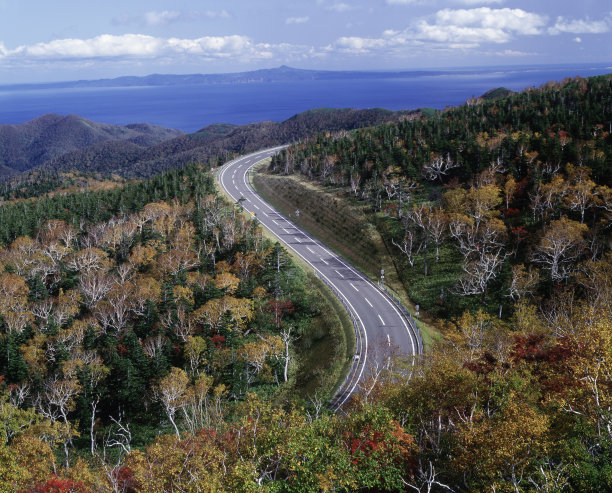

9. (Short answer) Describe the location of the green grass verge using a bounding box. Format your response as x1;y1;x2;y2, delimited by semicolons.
253;173;383;276
295;272;355;399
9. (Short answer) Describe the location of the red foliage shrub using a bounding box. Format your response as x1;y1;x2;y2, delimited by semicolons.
211;333;226;348
511;334;575;364
510;225;529;244
463;352;498;376
115;466;136;493
514;177;529;197
26;476;87;493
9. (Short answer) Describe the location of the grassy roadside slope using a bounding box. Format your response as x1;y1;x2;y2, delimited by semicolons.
252;168;441;348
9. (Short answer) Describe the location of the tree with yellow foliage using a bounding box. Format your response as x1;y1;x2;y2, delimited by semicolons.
191;295;253;333
240;334;284;386
153;367;190;438
0;272;32;335
531;216;587;282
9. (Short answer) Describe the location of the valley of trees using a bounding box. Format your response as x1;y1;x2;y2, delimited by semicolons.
0;108;413;181
0;74;611;491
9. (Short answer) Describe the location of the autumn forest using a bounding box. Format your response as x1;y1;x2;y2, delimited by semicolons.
0;74;611;491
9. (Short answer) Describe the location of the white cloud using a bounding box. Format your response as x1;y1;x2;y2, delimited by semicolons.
432;8;546;36
15;34;164;58
548;16;610;35
113;10;230;27
328;3;352;12
203;10;230;19
574;37;582;43
143;10;182;27
454;0;504;4
317;0;353;12
0;34;284;62
326;7;546;57
166;36;252;56
494;49;535;56
286;16;310;24
334;36;387;53
406;8;546;45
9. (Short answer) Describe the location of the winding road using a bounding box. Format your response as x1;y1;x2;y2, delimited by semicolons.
218;147;422;409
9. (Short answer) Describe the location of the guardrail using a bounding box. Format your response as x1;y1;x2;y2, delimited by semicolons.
319;269;425;411
313;270;365;411
378;285;424;357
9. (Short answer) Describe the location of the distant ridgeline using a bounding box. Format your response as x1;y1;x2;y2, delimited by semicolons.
0;107;415;182
2;65;509;90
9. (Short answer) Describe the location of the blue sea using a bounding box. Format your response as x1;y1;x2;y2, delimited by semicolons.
0;64;610;133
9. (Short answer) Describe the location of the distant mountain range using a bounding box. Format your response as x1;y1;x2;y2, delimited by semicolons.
0;107;418;180
0;78;517;182
0;114;183;178
2;65;490;91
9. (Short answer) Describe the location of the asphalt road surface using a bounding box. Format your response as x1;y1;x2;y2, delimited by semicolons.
218;147;421;409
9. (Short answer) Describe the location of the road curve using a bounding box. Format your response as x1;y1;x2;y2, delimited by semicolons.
218;147;421;409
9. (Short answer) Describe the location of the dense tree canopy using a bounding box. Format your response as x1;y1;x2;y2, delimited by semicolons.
270;74;612;320
1;74;611;491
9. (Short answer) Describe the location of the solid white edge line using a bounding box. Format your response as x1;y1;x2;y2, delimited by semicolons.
296;231;417;356
221;149;368;408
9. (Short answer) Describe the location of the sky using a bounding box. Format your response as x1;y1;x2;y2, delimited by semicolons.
0;0;610;83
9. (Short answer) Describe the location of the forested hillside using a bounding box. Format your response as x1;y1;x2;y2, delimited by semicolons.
0;114;183;177
262;73;611;490
0;108;414;182
43;107;415;177
1;74;611;491
270;74;611;318
0;162;356;490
